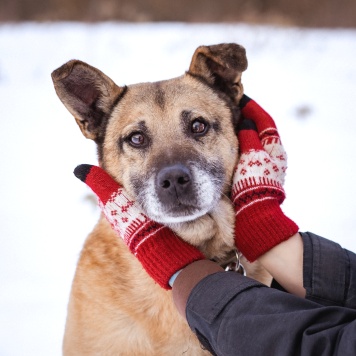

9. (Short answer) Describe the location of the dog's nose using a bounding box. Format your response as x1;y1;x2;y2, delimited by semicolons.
156;164;192;198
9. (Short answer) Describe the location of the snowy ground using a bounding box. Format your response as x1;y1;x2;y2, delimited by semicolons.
0;22;356;355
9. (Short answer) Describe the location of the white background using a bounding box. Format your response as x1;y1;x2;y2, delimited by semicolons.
1;23;356;355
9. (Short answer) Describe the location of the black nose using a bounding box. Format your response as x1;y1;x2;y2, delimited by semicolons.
156;164;192;200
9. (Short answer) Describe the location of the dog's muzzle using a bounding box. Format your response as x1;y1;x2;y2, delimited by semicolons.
137;160;224;224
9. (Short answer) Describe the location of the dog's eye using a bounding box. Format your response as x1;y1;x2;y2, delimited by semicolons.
128;132;147;147
191;118;208;135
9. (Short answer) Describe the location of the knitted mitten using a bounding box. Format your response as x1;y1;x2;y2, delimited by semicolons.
232;95;298;262
74;164;204;289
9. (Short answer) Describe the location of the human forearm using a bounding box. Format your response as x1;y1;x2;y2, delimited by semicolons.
259;231;356;307
183;270;356;356
172;233;305;318
259;232;305;297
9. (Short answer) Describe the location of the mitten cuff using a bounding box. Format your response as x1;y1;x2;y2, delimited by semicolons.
235;199;298;262
135;228;205;290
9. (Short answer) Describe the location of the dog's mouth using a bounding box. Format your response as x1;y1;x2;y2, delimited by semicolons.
139;186;218;224
148;203;212;224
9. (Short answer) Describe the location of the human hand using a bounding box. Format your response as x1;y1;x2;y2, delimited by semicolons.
231;95;298;262
74;164;204;289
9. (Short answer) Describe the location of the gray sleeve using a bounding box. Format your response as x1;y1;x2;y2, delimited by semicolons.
301;231;356;308
186;270;356;356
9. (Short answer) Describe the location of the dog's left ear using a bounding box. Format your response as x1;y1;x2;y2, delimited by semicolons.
188;43;247;104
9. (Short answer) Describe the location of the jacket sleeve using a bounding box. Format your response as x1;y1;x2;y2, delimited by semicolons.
301;232;356;308
185;270;356;356
173;232;356;355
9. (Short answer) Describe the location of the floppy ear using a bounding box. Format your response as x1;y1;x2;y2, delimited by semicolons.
188;43;248;104
51;60;126;142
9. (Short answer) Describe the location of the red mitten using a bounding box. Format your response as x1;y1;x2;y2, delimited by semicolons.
232;95;298;262
74;164;204;289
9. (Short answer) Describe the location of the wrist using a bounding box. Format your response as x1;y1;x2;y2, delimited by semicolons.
169;269;183;287
172;260;224;318
259;233;305;297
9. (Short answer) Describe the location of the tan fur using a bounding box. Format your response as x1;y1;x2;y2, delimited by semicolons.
63;218;209;355
52;43;271;355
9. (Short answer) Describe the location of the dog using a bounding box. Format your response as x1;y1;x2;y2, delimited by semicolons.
52;43;270;355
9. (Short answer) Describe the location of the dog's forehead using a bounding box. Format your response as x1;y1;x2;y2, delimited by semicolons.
127;74;214;103
111;74;231;130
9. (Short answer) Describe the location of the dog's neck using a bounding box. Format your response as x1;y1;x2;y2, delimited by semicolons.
167;196;236;261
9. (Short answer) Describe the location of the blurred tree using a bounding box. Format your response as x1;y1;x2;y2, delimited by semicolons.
0;0;355;27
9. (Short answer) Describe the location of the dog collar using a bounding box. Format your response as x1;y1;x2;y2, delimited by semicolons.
217;251;246;275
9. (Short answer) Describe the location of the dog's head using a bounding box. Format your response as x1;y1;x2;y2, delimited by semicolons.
52;44;247;255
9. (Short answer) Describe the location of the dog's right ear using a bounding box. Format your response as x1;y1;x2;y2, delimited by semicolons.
51;60;126;141
188;43;248;104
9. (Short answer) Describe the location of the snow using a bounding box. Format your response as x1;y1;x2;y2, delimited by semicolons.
0;22;355;355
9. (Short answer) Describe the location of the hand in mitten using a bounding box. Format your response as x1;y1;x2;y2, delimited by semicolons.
232;95;298;262
74;164;204;289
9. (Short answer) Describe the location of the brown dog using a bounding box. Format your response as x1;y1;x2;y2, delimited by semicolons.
52;43;266;355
